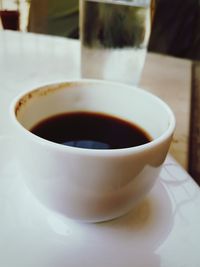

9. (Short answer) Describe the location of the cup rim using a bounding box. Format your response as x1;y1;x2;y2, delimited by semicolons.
10;79;176;157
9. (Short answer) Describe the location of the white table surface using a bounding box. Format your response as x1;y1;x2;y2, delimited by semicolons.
0;30;200;267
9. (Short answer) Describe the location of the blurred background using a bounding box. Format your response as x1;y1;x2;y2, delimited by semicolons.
0;0;200;60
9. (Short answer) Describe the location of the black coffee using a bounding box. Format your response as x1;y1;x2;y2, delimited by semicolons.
30;112;151;149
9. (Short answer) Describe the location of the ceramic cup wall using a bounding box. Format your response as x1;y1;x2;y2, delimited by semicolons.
10;80;175;222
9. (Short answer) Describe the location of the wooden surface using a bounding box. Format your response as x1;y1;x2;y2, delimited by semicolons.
140;53;192;170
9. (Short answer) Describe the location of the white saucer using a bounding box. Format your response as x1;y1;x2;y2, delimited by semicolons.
0;151;200;267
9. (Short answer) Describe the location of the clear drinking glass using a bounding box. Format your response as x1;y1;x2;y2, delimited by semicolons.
80;0;152;85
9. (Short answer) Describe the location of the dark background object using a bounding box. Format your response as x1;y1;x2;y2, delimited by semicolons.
149;0;200;61
189;61;200;184
0;10;20;30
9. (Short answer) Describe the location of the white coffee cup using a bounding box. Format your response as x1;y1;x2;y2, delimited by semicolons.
10;79;175;222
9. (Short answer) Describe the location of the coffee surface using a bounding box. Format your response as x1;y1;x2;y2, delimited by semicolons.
30;112;151;149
